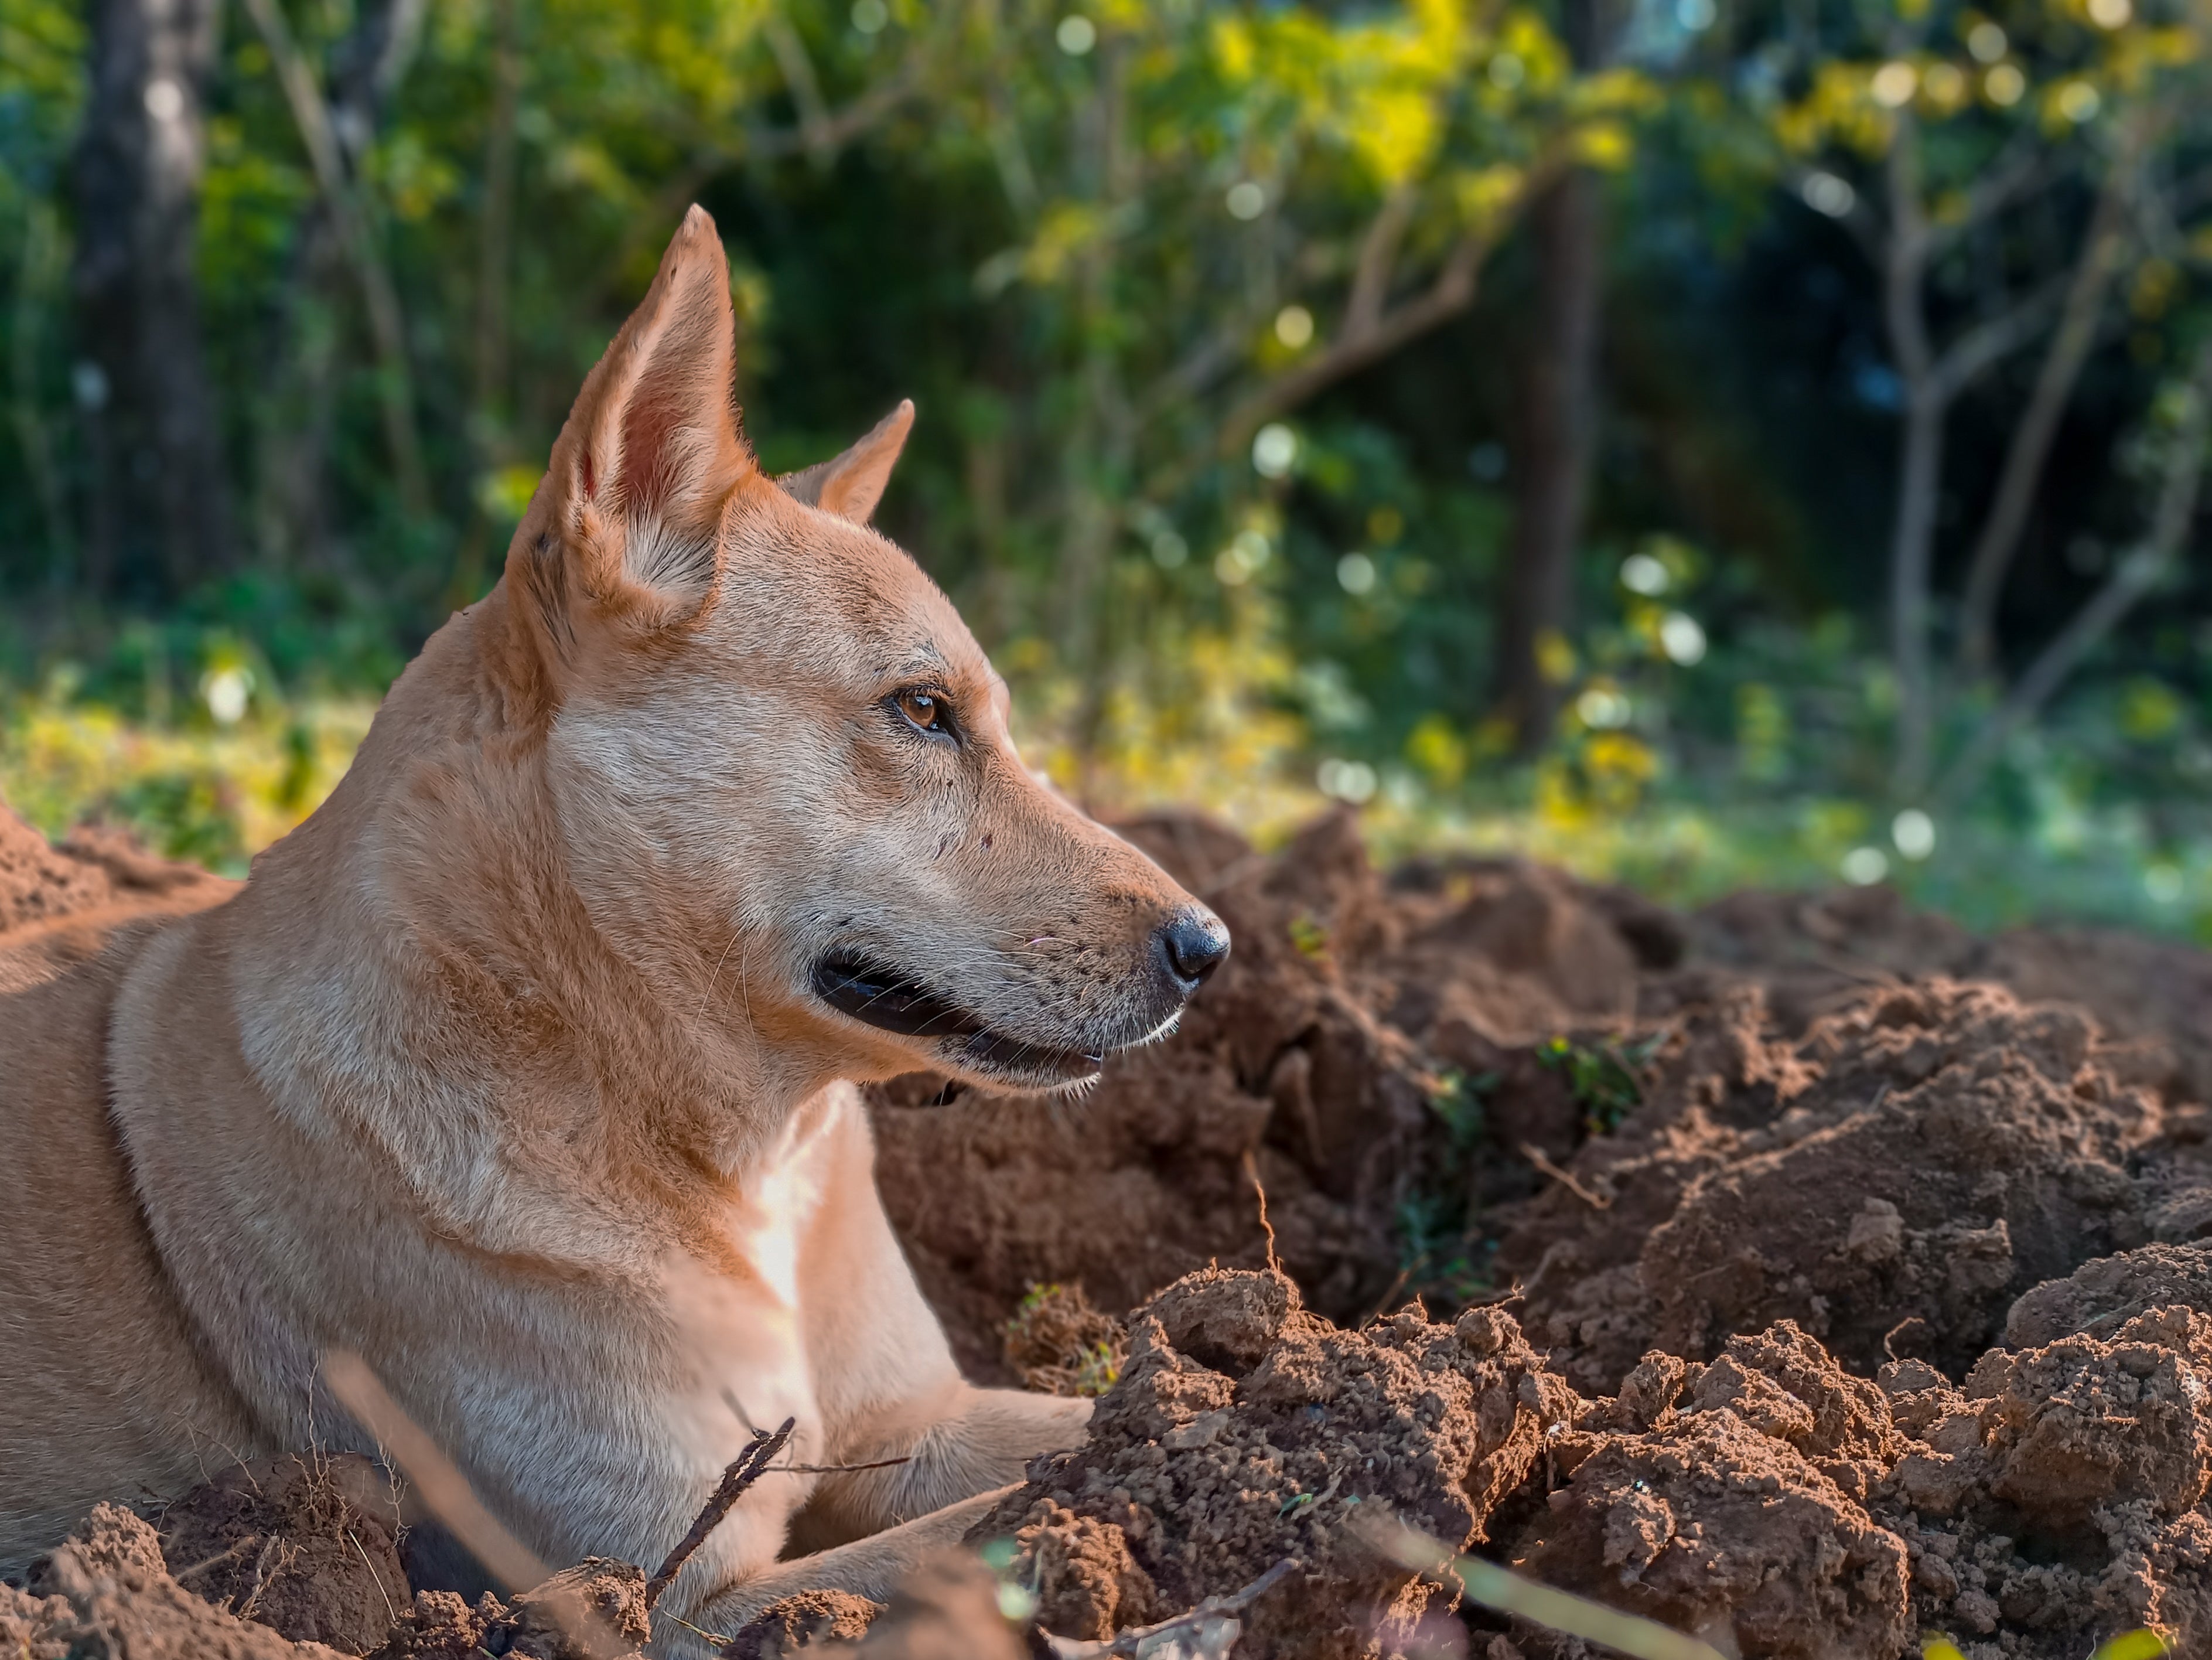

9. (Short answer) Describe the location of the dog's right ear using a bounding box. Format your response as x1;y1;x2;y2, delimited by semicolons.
516;204;754;633
777;400;914;524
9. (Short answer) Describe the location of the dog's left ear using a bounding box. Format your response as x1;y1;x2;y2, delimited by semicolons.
778;400;914;524
523;204;754;626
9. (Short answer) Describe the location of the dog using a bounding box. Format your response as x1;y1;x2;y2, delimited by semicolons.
0;204;1228;1650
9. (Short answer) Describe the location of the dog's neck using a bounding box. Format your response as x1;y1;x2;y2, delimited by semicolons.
222;586;830;1257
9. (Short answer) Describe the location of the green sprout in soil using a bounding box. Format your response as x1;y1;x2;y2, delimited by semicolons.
1288;913;1332;960
1536;1031;1667;1135
1004;1282;1125;1397
1422;1067;1496;1154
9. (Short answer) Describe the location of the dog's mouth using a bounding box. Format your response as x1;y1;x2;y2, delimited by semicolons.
810;951;1106;1088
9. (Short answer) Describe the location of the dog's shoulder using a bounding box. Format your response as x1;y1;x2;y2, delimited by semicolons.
0;902;262;1570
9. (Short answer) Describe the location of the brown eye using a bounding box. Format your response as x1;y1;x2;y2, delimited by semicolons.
895;689;950;736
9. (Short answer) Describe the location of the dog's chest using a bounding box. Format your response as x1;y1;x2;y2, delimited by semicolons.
657;1089;856;1460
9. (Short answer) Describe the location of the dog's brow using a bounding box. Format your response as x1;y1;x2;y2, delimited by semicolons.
885;643;950;680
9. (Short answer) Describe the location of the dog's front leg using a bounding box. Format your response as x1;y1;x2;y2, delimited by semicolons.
657;1484;1014;1656
652;1388;1086;1654
785;1383;1091;1556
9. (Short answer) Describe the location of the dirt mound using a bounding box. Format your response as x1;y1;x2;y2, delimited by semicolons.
0;801;114;927
1692;881;2212;1103
367;1560;647;1659
1498;979;2170;1388
0;799;234;989
969;1266;1579;1659
2;1502;350;1658
155;1452;406;1652
863;817;2212;1655
727;1557;1019;1660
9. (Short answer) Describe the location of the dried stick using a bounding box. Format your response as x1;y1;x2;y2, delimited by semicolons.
1242;1148;1279;1272
1520;1142;1612;1210
644;1417;796;1610
168;1531;261;1584
1042;1557;1300;1659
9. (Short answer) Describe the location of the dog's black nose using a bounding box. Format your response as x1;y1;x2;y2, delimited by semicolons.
1159;906;1231;990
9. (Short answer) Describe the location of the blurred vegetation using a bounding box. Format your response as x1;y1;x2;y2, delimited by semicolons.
8;0;2212;938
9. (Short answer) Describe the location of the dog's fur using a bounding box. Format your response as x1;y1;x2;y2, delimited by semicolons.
0;207;1224;1649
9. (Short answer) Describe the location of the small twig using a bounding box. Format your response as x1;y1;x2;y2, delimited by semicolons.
1520;1143;1612;1210
765;1457;914;1475
235;1536;284;1620
347;1529;398;1627
168;1532;261;1584
1364;1262;1416;1325
1043;1558;1300;1659
644;1418;796;1610
1242;1149;1279;1272
660;1610;733;1648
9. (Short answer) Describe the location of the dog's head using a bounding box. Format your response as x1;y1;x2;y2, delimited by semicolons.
491;206;1225;1093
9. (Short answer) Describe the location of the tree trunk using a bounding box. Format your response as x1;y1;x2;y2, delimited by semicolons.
70;0;234;602
11;201;73;587
1494;163;1602;752
1955;139;2136;677
253;0;427;570
1879;118;1938;799
1888;388;1945;796
1937;335;2212;807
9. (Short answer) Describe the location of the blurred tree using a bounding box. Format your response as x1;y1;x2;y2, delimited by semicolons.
10;0;2212;886
71;0;233;601
1743;0;2210;796
1496;0;1622;752
251;0;428;568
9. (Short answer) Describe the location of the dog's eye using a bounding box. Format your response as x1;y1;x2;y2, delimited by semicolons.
894;688;952;738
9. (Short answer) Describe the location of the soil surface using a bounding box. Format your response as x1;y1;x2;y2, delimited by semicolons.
8;800;2212;1657
156;1452;408;1652
0;800;233;990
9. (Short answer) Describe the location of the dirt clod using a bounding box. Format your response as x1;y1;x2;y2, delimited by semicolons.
3;1504;349;1658
368;1560;648;1659
156;1452;407;1653
723;1589;883;1658
1510;1404;1911;1659
971;1267;1579;1660
735;1555;1020;1660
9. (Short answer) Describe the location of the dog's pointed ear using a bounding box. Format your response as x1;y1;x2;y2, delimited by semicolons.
529;205;753;619
777;400;914;524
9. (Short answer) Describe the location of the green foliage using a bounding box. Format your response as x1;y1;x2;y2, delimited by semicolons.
1536;1031;1664;1134
1423;1066;1496;1153
5;0;2212;942
1388;1066;1502;1310
1287;912;1332;960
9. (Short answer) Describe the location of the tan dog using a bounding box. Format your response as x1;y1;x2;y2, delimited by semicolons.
0;206;1228;1651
